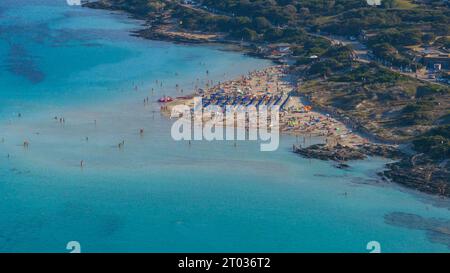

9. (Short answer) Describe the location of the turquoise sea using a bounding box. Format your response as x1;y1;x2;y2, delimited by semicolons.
1;0;450;253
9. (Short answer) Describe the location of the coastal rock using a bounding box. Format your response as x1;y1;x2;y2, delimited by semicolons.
293;143;403;162
293;143;366;161
335;163;351;169
383;154;450;198
357;143;404;159
294;142;449;197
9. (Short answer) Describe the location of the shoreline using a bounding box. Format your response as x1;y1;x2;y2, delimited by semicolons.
160;65;368;149
83;2;280;62
82;2;395;145
82;3;449;198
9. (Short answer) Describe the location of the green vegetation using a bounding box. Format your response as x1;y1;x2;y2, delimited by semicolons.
309;4;450;68
331;63;403;84
303;45;353;76
413;125;450;160
434;36;450;50
88;0;450;160
416;85;449;98
101;0;169;16
172;0;449;69
84;0;450;194
96;0;449;70
401;100;435;125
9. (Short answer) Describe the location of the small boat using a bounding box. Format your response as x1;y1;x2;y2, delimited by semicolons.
158;96;174;103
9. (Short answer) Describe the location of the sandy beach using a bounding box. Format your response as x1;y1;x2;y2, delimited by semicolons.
162;65;367;147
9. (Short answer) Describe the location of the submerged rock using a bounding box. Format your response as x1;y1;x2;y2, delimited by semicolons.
385;212;450;248
335;163;351;169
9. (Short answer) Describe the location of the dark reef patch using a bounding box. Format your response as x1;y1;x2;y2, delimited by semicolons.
385;212;450;249
5;43;45;84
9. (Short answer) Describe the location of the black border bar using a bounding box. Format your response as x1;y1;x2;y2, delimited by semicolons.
0;253;448;272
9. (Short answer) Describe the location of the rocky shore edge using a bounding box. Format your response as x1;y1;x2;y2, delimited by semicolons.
293;143;449;197
83;1;270;58
293;143;402;162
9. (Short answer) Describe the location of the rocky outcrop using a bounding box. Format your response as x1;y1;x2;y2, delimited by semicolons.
293;143;402;162
293;144;366;161
357;143;404;159
382;154;450;197
293;143;449;197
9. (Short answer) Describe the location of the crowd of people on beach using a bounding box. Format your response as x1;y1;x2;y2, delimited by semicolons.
1;65;368;169
164;65;367;148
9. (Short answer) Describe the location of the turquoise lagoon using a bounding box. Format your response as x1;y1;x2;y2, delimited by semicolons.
0;0;450;253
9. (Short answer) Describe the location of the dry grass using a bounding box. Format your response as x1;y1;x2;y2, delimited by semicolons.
396;0;418;9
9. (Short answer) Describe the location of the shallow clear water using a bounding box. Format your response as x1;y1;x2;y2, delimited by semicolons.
1;0;450;253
